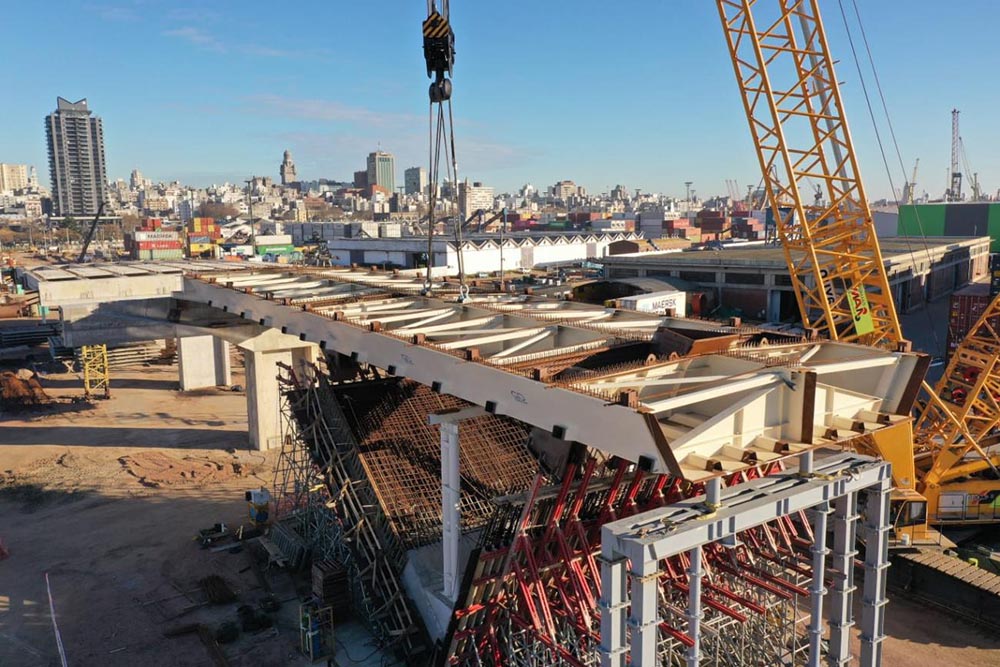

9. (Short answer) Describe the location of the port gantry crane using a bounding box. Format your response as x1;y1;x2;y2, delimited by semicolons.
716;0;1000;542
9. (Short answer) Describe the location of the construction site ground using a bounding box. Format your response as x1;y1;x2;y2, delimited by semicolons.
0;366;389;666
0;364;998;665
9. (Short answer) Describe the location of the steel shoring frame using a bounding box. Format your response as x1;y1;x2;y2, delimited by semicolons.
274;367;429;661
599;452;892;667
446;457;834;667
716;0;901;347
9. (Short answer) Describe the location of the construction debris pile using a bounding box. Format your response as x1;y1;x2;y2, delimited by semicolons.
0;369;48;409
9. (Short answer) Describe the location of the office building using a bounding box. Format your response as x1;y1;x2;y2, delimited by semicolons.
130;168;147;190
280;149;297;185
45;97;107;216
0;163;28;193
459;179;495;217
366;151;395;195
404;166;427;195
552;180;578;201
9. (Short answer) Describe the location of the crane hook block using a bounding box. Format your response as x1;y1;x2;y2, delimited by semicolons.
423;10;455;84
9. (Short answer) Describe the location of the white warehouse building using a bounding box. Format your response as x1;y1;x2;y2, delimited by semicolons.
325;232;641;274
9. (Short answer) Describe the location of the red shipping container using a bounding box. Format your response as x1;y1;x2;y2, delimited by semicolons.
947;281;997;358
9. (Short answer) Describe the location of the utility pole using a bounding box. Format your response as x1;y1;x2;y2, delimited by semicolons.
245;177;255;250
499;208;507;292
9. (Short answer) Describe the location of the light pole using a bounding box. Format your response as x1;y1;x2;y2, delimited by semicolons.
244;177;255;251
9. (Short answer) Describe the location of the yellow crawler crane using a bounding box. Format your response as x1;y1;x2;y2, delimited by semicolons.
915;301;1000;523
716;0;1000;544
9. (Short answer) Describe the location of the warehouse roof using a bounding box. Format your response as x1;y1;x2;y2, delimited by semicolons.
601;236;988;270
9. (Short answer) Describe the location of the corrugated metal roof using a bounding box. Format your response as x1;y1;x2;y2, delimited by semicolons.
610;276;695;293
602;236;989;268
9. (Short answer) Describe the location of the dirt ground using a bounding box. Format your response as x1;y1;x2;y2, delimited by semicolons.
1;364;999;666
0;366;388;666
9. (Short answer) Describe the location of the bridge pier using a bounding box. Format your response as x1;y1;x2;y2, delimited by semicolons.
238;330;319;450
177;335;232;390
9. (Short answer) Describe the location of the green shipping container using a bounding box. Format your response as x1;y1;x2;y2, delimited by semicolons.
899;202;1000;251
987;204;1000;252
897;204;946;238
256;244;295;254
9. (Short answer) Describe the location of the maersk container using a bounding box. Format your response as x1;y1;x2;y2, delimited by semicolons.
618;290;687;318
134;230;180;242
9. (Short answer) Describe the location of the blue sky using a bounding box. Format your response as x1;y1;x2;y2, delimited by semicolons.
4;1;999;199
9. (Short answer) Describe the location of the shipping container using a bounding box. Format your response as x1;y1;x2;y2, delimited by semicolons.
947;281;997;357
254;234;292;246
136;241;183;250
618;290;687;318
990;254;1000;299
134;230;180;242
256;244;295;255
188;242;215;254
135;248;184;261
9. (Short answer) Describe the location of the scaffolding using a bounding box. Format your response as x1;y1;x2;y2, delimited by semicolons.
80;343;110;398
598;452;891;667
444;451;891;667
273;364;428;662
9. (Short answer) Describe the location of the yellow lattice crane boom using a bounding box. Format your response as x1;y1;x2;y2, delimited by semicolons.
914;299;1000;521
716;0;902;348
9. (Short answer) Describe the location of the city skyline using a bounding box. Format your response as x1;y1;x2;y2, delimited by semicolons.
4;1;999;200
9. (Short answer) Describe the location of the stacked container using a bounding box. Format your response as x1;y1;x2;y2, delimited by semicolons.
127;229;184;260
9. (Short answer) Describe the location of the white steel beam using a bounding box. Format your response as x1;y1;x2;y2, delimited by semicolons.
181;278;922;481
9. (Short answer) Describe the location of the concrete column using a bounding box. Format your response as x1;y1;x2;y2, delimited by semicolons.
686;546;703;667
629;558;659;667
428;406;484;603
808;501;831;667
178;335;232;390
440;420;460;601
239;330;318;451
178;335;218;390
828;492;858;667
859;481;892;667
243;346;291;451
213;338;232;386
291;343;320;382
598;551;628;667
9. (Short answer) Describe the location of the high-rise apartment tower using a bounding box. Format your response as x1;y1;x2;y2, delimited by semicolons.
46;97;107;216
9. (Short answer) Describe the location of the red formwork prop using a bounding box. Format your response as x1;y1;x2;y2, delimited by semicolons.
446;456;818;665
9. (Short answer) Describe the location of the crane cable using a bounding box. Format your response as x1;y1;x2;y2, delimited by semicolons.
836;0;943;357
423;2;467;301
